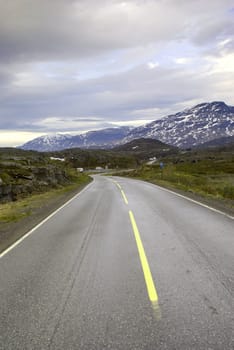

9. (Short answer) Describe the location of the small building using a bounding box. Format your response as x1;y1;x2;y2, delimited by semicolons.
50;157;65;162
77;168;84;173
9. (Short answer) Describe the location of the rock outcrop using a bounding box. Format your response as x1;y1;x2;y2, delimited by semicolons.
0;158;70;203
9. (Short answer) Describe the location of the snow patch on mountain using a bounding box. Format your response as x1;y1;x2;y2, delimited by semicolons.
123;101;234;148
21;127;132;151
20;102;234;151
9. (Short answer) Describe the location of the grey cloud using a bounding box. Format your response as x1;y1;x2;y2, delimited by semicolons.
224;41;234;54
0;0;232;63
0;62;230;131
203;38;234;58
0;0;233;136
192;19;234;46
0;71;12;87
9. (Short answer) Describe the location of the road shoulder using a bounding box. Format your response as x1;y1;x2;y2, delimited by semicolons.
0;180;92;254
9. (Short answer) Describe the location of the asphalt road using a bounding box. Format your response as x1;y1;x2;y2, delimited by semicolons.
0;175;234;349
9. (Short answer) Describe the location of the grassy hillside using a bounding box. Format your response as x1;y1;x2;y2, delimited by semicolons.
1;142;233;213
195;135;234;149
47;148;137;168
112;138;178;160
0;144;139;205
48;138;177;168
115;145;234;210
0;148;91;204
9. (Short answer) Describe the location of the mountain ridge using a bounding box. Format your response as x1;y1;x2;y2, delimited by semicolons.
20;101;234;151
21;127;132;152
123;101;234;148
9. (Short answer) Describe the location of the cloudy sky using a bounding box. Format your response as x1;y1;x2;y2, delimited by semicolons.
0;0;233;146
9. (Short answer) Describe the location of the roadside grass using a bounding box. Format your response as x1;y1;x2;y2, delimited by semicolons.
0;173;91;223
120;158;234;204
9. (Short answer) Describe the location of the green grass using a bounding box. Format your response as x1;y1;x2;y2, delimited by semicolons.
0;173;91;223
119;158;234;203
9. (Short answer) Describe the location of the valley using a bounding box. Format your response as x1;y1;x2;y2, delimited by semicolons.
1;100;233;254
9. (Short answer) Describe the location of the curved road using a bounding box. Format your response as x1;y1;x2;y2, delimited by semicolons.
0;175;234;349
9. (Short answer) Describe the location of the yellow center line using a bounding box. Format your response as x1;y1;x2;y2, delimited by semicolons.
112;180;128;204
121;190;129;205
117;183;122;190
129;210;160;312
112;180;122;190
112;179;160;316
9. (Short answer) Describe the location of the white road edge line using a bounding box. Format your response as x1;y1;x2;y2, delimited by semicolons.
145;181;234;220
113;176;234;220
0;181;94;259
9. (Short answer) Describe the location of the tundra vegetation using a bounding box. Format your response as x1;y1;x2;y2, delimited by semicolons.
0;148;91;223
116;143;234;213
0;140;233;225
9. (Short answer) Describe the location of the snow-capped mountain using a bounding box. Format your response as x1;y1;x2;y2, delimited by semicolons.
20;134;74;152
21;127;132;151
123;102;234;148
20;102;234;151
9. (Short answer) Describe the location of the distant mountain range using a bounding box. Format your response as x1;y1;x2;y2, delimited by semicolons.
20;101;234;151
21;127;132;152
